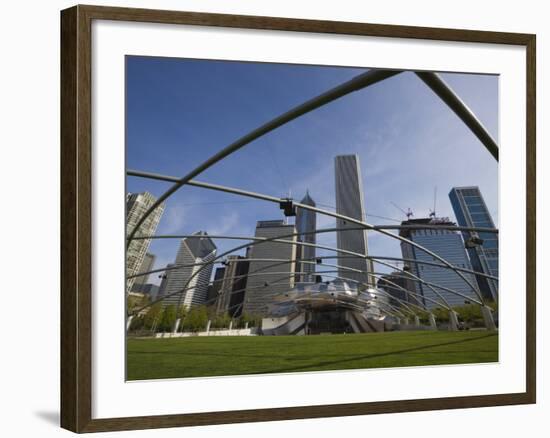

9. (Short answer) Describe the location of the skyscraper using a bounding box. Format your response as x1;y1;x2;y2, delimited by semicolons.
334;155;374;288
295;191;316;283
399;217;480;308
243;220;297;316
216;255;250;317
207;266;226;306
162;232;217;309
126;192;165;294
449;187;499;301
156;263;173;300
377;272;417;308
131;252;156;293
140;283;160;301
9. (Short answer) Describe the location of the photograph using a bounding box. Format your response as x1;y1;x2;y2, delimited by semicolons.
124;56;500;381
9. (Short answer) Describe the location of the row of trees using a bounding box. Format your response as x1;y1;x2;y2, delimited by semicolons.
129;303;263;334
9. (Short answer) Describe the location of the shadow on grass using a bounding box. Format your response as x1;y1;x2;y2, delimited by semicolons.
128;333;498;371
250;332;498;374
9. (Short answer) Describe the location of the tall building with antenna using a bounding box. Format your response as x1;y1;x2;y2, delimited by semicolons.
334;155;374;288
295;191;317;283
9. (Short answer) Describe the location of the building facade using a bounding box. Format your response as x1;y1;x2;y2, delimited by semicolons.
377;272;416;308
334;155;374;288
449;186;499;301
162;232;217;309
131;252;156;293
156;263;173;300
399;217;480;309
216;255;250;317
126;192;165;294
295;191;317;283
243;220;297;316
207;266;226;306
140;283;160;301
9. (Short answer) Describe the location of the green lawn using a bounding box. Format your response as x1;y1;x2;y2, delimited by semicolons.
126;331;498;381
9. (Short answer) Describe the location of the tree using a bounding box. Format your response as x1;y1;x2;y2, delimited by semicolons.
173;305;189;333
126;293;149;313
177;305;188;322
239;312;262;328
129;315;144;331
432;307;450;322
182;305;209;332
212;312;231;329
159;304;177;332
142;302;163;331
413;309;431;325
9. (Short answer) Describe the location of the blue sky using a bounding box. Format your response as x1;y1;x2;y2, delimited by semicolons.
126;56;498;285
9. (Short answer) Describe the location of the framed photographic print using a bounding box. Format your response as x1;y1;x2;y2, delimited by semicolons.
60;4;536;433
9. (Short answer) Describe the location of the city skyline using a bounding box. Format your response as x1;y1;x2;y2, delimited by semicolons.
126;56;498;289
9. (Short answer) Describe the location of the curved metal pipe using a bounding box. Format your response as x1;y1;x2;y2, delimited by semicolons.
129;230;498;281
294;201;484;303
126;69;402;246
130;224;482;316
206;260;427;317
126;169;486;303
134;261;442;322
221;283;406;321
231;256;444;312
415;71;499;160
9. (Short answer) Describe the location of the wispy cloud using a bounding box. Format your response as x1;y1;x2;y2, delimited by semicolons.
129;62;498;279
208;211;242;236
158;203;186;234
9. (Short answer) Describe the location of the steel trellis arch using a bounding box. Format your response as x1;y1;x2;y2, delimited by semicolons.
129;227;482;315
127;69;498;245
126;68;501;327
127;228;486;322
127;170;487;304
128;244;498;283
126;69;402;246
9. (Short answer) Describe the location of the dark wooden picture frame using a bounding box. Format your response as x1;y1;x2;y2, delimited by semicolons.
61;4;536;433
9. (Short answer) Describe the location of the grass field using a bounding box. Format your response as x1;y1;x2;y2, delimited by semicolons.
126;331;498;380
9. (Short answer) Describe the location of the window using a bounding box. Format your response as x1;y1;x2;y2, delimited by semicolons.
460;189;480;197
482;239;498;249
470;213;491;223
467;204;487;214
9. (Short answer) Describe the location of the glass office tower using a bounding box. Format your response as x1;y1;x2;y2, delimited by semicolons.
449;186;498;301
400;217;480;308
